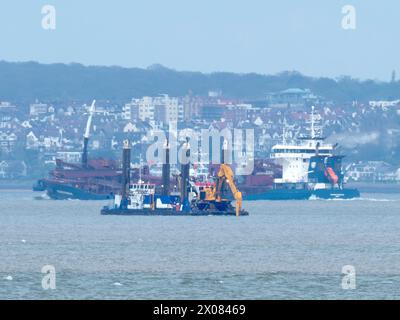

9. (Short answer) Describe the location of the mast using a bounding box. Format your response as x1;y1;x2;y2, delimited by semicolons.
282;117;287;145
180;138;190;203
222;138;228;164
310;106;315;139
121;140;131;203
139;155;142;183
162;139;170;196
307;106;323;140
217;139;229;200
82;100;96;168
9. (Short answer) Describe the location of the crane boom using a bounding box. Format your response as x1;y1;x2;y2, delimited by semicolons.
216;164;243;217
84;100;96;139
193;139;244;216
82;100;96;168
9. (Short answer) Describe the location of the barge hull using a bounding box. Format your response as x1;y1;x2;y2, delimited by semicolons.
101;208;249;216
244;188;360;201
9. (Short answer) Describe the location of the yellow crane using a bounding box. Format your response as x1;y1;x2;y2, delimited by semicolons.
195;146;243;217
215;164;243;217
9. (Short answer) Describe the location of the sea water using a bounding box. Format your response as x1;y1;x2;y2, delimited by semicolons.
1;190;400;299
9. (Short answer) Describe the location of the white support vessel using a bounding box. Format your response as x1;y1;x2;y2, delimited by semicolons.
246;107;360;200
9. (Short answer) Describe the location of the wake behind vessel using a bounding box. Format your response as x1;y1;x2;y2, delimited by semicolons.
246;107;360;200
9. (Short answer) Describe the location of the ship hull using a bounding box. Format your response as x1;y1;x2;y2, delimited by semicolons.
101;207;249;216
32;179;46;191
46;182;114;200
244;188;360;201
312;188;360;200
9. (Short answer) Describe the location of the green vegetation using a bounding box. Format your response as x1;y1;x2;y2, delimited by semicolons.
1;61;399;102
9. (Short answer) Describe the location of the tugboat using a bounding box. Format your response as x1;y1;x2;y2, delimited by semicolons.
245;107;360;200
101;139;248;216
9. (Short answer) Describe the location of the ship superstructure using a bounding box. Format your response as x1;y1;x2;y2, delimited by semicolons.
272;107;334;186
246;107;360;200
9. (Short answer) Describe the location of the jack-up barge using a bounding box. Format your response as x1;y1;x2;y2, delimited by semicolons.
101;139;248;216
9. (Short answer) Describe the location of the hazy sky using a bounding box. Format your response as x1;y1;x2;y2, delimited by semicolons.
0;0;398;80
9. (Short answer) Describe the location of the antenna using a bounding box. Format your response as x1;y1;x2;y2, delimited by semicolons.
139;154;142;183
282;117;287;145
307;106;322;139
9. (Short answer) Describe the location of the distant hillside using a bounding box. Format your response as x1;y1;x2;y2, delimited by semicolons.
0;61;399;103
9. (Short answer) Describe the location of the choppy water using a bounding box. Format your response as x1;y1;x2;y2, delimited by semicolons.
1;190;400;299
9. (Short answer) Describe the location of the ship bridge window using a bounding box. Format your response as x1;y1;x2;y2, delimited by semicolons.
274;149;321;154
273;148;334;154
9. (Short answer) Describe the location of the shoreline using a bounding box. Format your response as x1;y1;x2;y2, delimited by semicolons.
1;180;400;194
0;180;36;190
347;182;400;194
